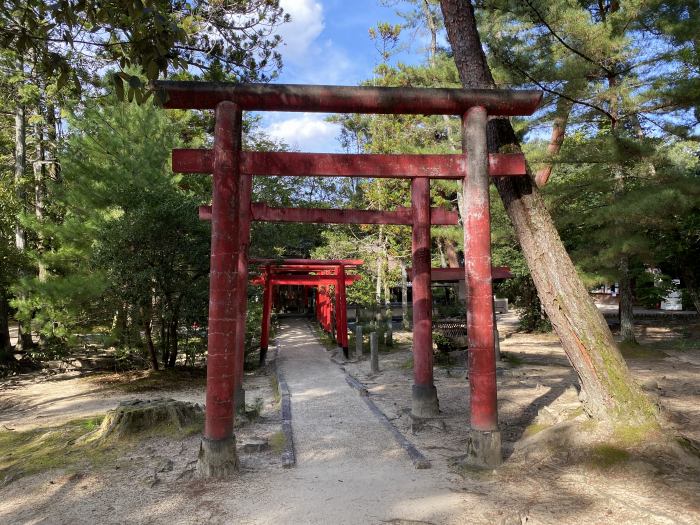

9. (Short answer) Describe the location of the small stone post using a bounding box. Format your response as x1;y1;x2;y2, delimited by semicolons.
355;325;363;358
370;332;379;373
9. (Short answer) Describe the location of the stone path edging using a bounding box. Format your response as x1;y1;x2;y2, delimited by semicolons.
271;341;296;468
329;348;431;470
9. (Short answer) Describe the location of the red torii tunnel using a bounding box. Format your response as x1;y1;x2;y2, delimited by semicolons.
154;80;541;476
249;259;362;364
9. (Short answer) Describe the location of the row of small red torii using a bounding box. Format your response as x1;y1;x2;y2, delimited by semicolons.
249;258;363;362
157;81;542;475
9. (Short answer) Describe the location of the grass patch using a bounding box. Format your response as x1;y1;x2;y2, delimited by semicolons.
612;419;660;446
311;325;338;351
0;416;119;482
1;407;205;483
400;356;414;370
523;422;550;438
88;367;206;393
269;431;285;454
270;375;281;406
618;341;666;360
501;352;524;366
587;444;630;469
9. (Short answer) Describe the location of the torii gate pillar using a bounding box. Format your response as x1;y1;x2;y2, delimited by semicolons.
197;101;243;478
463;106;501;467
411;177;439;418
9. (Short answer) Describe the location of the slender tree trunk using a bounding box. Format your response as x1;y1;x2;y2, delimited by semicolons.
375;226;385;323
445;239;460;267
400;259;409;329
437;238;447;267
535;92;573;187
439;0;655;425
160;315;169;365
167;320;178;368
34;120;47;282
421;0;438;65
14;100;33;352
45;102;60;184
618;257;636;342
0;292;12;361
142;309;159;371
681;268;700;313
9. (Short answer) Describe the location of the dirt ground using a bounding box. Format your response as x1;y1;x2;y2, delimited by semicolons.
0;313;699;524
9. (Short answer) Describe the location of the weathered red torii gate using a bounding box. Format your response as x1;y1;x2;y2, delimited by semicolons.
249;259;362;362
156;80;541;476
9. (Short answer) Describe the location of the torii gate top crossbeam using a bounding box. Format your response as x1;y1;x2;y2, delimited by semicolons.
154;81;542;116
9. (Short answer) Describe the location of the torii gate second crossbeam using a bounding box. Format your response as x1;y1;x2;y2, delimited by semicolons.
156;80;541;477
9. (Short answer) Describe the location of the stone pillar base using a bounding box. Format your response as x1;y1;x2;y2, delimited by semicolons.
465;429;502;468
411;384;440;418
196;436;239;479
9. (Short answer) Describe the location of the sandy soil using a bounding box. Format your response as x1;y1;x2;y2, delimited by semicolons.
0;315;699;524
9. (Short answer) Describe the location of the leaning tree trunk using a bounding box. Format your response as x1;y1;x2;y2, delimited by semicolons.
439;0;655;425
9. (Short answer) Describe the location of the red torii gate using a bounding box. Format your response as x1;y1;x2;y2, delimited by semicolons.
155;80;541;476
249;259;362;363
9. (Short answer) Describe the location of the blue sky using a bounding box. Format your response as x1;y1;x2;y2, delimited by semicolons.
259;0;427;153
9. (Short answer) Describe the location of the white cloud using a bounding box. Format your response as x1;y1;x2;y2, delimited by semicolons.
278;0;325;62
263;113;341;152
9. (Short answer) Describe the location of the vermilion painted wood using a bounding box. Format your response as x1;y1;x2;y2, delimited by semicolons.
250;275;360;286
263;266;356;272
411;177;434;391
173;149;527;178
234;171;252;394
250;258;363;266
204;101;242;442
198;204;458;225
336;264;348;352
260;270;273;356
154;81;542;116
405;266;513;281
251;203;459;226
463;107;498;432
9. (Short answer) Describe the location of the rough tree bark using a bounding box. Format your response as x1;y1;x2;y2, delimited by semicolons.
439;0;655;425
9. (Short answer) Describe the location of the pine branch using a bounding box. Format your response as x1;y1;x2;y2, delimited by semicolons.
523;0;614;76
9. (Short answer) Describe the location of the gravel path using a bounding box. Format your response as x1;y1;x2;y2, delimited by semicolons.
251;318;470;524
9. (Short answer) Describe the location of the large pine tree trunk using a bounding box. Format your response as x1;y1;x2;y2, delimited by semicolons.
439;0;655;425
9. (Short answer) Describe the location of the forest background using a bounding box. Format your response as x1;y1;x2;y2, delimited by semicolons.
0;0;697;374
